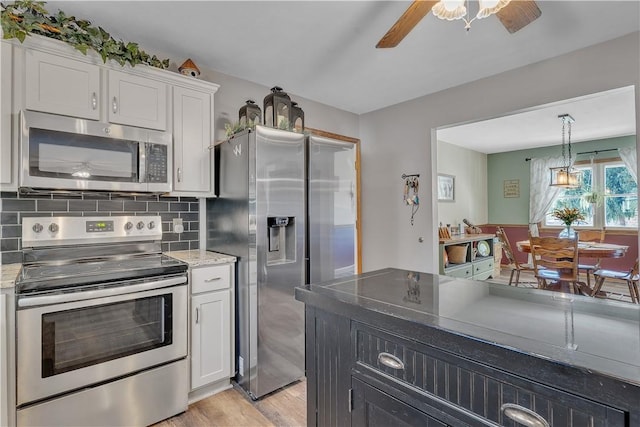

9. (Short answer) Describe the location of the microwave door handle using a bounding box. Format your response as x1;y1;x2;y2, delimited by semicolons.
139;143;147;183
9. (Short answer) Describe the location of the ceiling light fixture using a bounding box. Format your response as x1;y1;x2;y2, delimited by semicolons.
550;114;581;189
432;0;511;31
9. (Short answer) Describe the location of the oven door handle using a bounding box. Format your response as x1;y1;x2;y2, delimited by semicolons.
18;276;187;308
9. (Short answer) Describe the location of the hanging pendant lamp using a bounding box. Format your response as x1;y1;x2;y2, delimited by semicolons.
550;114;581;189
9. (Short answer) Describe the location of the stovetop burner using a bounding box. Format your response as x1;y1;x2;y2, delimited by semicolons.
16;254;187;294
17;215;188;294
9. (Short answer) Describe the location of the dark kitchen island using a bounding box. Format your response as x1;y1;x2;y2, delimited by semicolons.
295;268;640;427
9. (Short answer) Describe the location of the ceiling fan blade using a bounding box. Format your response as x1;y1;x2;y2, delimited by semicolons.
376;0;438;48
496;0;541;34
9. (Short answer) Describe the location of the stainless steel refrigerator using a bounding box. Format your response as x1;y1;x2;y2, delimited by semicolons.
207;126;356;399
307;134;357;284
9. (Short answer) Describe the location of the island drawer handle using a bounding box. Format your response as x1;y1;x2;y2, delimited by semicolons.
377;352;404;370
501;404;549;427
204;277;222;283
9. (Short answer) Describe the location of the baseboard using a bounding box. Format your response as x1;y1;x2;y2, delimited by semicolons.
188;378;233;404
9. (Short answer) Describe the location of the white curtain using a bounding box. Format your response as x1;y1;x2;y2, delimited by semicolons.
529;157;565;233
618;146;637;183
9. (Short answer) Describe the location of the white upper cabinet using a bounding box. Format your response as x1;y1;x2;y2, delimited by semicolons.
173;86;213;194
1;41;15;189
108;70;167;130
25;49;101;120
25;51;168;131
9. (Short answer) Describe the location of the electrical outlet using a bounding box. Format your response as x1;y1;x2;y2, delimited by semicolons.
173;218;184;234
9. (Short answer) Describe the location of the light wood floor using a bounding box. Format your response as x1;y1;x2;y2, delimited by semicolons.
154;380;306;427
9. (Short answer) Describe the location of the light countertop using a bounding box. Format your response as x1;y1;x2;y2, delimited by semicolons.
0;251;236;289
165;250;236;267
0;263;21;289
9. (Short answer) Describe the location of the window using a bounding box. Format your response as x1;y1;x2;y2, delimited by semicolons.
545;160;638;229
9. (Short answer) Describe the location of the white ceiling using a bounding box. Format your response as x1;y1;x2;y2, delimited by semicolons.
49;0;640;115
437;86;637;154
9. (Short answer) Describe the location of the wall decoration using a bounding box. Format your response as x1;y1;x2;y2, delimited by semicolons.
503;179;520;198
437;174;455;202
402;173;420;225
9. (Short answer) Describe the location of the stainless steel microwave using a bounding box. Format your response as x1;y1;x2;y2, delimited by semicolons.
20;111;172;193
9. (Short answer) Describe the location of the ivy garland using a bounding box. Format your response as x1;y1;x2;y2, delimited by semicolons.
1;0;169;69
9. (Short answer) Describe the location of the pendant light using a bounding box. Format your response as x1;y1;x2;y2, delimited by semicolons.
550;114;581;189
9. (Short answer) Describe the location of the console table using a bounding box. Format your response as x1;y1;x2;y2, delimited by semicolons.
439;233;496;280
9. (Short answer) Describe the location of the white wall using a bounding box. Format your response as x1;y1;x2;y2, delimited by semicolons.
359;32;640;274
196;68;360;143
437;141;488;228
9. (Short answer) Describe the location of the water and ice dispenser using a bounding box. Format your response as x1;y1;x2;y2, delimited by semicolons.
267;216;296;264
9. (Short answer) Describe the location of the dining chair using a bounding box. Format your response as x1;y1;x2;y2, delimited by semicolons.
495;226;535;286
529;232;580;294
577;228;605;288
591;259;640;304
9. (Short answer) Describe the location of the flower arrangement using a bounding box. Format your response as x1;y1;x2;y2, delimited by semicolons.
551;207;585;227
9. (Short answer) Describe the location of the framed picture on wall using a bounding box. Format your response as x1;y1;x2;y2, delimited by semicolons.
437;174;455;202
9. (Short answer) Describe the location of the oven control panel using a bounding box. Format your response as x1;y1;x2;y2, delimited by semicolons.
22;216;163;248
86;220;115;233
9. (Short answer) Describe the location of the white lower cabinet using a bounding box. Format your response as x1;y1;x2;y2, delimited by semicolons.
1;293;7;427
190;264;234;392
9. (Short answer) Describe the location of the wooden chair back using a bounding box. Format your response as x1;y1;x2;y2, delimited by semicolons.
529;232;579;282
495;226;518;267
578;228;605;243
629;258;639;278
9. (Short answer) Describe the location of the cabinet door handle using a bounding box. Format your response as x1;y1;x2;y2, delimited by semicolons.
177;167;182;183
501;404;549;427
195;308;199;324
91;92;97;110
112;96;118;114
204;277;222;283
377;352;404;370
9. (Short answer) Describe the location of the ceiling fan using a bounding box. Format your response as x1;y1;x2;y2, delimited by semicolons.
376;0;542;48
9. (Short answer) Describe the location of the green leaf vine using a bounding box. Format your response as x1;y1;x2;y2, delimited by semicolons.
1;0;169;69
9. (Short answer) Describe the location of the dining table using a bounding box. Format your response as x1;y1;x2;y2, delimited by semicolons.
516;239;629;296
516;240;629;258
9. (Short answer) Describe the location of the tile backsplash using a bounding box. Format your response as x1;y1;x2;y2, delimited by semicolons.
0;191;200;264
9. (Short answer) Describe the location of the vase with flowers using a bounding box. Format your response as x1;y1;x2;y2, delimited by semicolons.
552;207;585;238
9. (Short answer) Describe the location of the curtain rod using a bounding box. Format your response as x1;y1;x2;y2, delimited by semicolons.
525;148;619;162
576;148;618;156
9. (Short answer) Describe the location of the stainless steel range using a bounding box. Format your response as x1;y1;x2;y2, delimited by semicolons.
15;215;189;427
